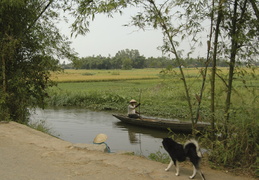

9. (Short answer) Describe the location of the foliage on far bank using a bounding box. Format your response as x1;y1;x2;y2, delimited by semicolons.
62;49;245;70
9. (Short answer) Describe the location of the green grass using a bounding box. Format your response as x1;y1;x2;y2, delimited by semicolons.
28;120;53;135
54;79;160;92
148;151;170;164
47;68;259;123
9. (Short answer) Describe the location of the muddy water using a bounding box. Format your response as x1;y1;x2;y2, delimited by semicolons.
30;108;170;156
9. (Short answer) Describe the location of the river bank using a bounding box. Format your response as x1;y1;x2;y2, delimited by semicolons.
0;121;256;180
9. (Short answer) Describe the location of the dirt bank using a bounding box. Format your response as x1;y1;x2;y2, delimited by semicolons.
0;122;256;180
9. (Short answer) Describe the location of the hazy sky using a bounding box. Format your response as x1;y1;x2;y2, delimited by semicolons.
59;7;208;60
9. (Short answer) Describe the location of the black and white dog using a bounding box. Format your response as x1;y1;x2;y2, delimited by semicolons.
162;138;206;180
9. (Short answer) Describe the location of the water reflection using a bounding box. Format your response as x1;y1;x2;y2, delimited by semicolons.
30;108;169;156
114;122;169;144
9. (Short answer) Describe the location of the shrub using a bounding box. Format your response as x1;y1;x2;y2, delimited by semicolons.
148;151;170;164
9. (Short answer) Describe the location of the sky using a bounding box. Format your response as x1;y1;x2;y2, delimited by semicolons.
59;6;208;61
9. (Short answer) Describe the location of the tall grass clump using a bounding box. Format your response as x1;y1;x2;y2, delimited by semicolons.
203;105;259;176
148;151;170;164
47;88;129;112
208;123;259;176
28;120;53;135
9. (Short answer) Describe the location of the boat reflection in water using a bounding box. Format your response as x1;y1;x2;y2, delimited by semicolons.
114;121;169;144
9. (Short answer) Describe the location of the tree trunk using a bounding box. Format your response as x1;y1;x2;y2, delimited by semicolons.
195;0;215;124
1;53;9;121
224;0;247;137
210;0;224;139
2;54;6;93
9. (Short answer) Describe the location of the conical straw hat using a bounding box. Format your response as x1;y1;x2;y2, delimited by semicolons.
93;133;108;143
129;99;137;103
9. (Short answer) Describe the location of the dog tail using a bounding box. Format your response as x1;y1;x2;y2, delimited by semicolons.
184;139;202;158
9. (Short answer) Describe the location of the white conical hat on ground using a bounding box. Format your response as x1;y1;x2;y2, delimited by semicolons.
93;133;108;143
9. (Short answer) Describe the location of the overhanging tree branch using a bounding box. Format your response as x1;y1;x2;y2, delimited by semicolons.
26;0;54;31
146;0;194;129
249;0;259;20
249;0;259;31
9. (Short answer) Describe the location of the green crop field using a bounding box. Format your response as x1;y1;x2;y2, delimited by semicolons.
48;67;259;122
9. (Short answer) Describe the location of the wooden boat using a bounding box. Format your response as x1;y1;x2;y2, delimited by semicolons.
112;114;210;133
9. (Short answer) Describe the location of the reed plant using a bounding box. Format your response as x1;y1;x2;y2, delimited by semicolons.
204;114;259;176
28;120;53;135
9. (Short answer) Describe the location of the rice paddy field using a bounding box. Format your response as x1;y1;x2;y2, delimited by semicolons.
48;67;259;122
51;69;160;82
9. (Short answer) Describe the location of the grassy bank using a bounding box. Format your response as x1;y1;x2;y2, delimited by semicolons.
48;68;259;121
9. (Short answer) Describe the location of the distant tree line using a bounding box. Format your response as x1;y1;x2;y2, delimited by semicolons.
62;49;257;69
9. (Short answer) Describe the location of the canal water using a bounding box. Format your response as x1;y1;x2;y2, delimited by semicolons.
30;108;170;157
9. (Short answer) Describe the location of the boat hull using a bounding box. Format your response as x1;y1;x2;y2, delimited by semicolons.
112;114;210;133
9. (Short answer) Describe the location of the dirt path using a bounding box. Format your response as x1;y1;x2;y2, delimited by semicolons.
0;122;256;180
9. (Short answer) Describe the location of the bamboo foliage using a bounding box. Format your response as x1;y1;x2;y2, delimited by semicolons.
0;1;76;123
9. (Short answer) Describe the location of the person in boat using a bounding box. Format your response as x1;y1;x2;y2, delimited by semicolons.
127;99;141;118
